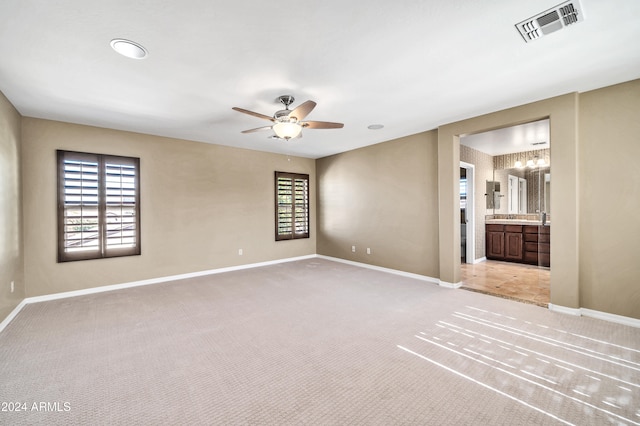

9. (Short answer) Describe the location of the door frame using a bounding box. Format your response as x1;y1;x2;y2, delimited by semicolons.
460;161;475;264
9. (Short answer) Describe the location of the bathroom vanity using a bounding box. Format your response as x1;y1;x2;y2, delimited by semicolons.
486;221;550;267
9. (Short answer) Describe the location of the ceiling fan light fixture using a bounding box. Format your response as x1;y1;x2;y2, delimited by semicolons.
233;95;343;140
110;39;148;59
273;121;302;140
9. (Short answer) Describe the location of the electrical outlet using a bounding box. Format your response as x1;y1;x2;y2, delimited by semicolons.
351;245;356;253
10;281;14;293
238;248;243;256
367;248;371;255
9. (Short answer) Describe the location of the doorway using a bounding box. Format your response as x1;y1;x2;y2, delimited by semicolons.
459;119;550;306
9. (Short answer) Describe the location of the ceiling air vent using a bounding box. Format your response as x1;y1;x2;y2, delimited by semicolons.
516;0;584;43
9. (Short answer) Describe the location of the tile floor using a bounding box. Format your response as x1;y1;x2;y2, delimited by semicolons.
460;260;550;307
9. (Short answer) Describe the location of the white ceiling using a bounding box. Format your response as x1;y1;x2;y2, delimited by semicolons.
461;119;550;156
1;1;639;159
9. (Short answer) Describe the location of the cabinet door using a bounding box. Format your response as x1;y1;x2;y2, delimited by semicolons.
505;232;523;260
487;231;505;259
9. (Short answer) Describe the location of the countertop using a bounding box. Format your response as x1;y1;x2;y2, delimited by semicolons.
485;219;550;226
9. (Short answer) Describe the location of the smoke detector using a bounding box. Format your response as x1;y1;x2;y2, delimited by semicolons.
516;0;584;43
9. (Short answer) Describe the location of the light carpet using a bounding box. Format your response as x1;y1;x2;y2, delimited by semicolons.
0;258;638;425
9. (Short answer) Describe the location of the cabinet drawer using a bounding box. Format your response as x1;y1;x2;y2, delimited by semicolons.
524;251;538;264
539;234;551;244
538;243;550;254
524;242;539;252
487;224;504;232
539;253;550;267
505;225;523;233
524;233;538;242
524;225;539;234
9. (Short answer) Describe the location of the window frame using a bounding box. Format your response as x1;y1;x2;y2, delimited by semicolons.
57;150;141;262
274;171;310;241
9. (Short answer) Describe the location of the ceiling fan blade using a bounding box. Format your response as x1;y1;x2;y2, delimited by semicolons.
289;100;316;121
241;126;273;134
232;107;274;122
302;121;344;129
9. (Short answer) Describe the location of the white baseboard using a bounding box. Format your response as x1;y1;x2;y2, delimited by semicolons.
581;308;640;328
548;303;581;316
316;255;439;284
438;280;463;289
0;254;317;334
549;304;640;328
0;300;29;335
473;257;487;264
4;255;639;333
26;254;318;305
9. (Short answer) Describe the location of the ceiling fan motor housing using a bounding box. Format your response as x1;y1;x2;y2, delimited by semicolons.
274;109;293;120
277;95;295;108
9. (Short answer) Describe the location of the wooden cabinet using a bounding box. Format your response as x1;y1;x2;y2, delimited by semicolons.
539;226;551;267
486;223;550;266
486;224;505;259
523;225;551;267
523;226;539;264
504;225;523;261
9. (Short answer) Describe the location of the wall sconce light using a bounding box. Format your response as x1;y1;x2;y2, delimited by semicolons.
515;156;547;168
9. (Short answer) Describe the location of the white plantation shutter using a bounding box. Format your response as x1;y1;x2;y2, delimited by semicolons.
105;159;138;250
57;150;140;262
275;172;309;240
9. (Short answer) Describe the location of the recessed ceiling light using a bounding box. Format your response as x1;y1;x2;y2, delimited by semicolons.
367;124;384;130
110;39;148;59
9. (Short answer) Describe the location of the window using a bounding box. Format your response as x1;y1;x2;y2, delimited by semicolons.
460;176;467;209
57;150;140;262
275;171;309;241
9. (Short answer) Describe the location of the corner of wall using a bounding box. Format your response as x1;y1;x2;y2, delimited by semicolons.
0;90;25;323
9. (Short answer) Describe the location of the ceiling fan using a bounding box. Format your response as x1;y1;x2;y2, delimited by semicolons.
232;95;344;140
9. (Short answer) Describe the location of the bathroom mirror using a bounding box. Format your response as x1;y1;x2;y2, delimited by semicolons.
492;165;550;214
485;181;501;209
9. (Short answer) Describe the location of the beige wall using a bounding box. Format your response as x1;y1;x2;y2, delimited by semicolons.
0;91;24;320
439;93;580;306
3;79;639;323
316;131;440;278
578;79;640;318
317;80;639;320
21;118;316;297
